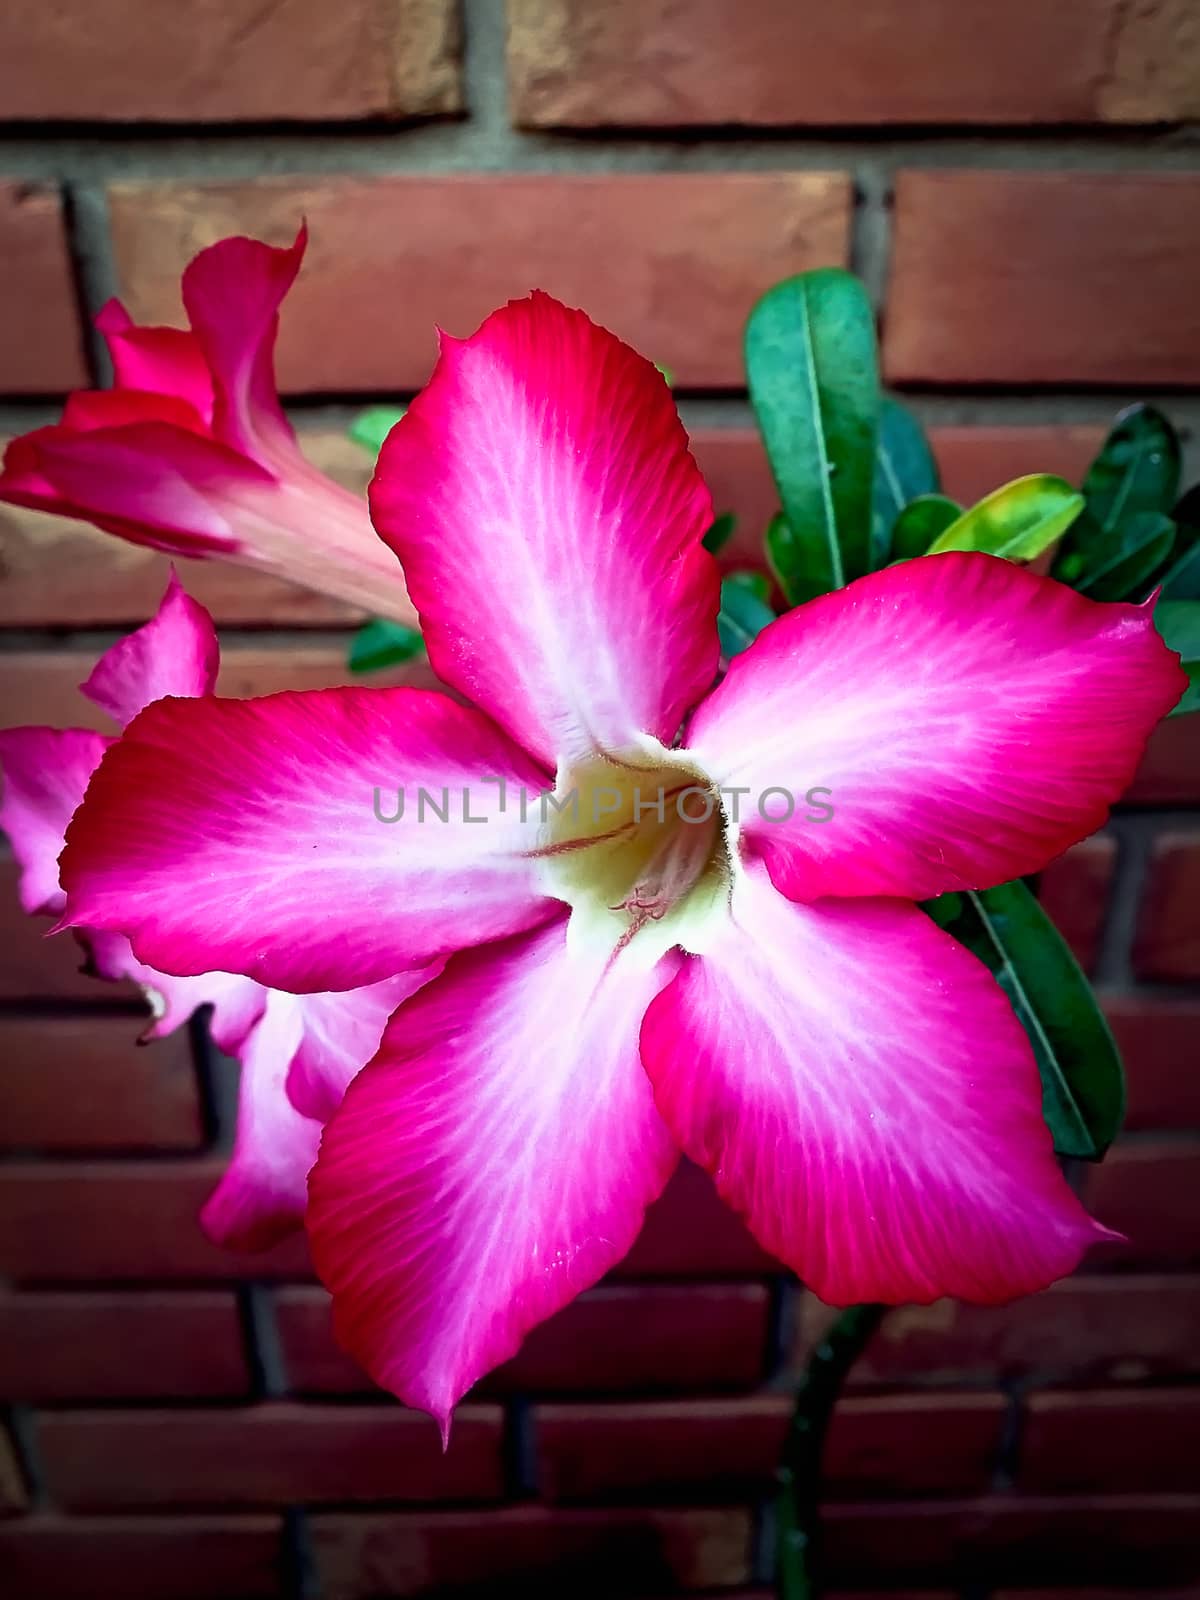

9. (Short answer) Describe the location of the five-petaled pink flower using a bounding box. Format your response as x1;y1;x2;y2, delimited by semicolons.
0;229;414;624
0;574;433;1250
58;292;1186;1433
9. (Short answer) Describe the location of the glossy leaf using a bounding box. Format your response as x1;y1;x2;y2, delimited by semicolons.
348;405;407;457
348;617;424;674
745;269;879;604
1156;600;1200;715
1057;510;1176;602
1053;405;1182;593
928;880;1124;1160
872;397;939;566
890;494;962;561
717;574;776;658
702;511;737;555
1159;496;1200;599
1083;403;1181;532
724;568;771;603
927;474;1084;562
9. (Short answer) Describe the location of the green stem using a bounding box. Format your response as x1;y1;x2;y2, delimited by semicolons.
775;1303;887;1600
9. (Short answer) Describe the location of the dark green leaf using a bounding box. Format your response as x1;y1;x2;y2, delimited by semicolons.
1056;509;1176;601
1054;405;1182;592
745;269;879;604
872;397;939;567
1083;403;1181;531
1156;600;1200;715
1158;509;1200;599
928;474;1083;562
890;494;962;561
718;575;775;658
348;405;406;457
348;618;424;674
928;880;1124;1159
702;511;737;555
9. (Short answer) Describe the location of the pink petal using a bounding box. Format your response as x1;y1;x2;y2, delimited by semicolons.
0;421;274;556
639;861;1110;1307
81;571;219;728
60;687;557;992
85;928;267;1050
686;553;1186;901
62;387;210;437
201;990;323;1252
371;291;719;767
0;727;110;914
96;299;215;423
286;968;443;1123
181;228;305;467
307;918;680;1428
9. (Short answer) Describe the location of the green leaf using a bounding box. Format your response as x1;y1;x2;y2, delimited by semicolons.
745;269;880;604
1158;500;1200;599
927;474;1084;562
1054;405;1182;593
655;362;675;388
348;618;424;674
890;494;962;561
872;397;939;567
1082;403;1182;532
928;880;1125;1160
348;405;406;457
1160;538;1200;601
702;511;737;555
718;574;775;658
1057;509;1176;602
723;568;770;603
1156;600;1200;715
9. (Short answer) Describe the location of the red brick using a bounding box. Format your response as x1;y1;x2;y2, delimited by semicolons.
1022;1390;1200;1493
0;1425;26;1514
108;174;851;392
38;1403;503;1509
0;183;87;393
932;425;1105;508
1126;715;1200;806
536;1393;1003;1502
1134;833;1200;981
508;0;1199;127
885;171;1200;387
0;1289;248;1400
0;1016;202;1152
618;1160;776;1277
0;1161;311;1282
0;867;142;1002
0;0;461;122
312;1506;752;1597
794;1277;1200;1387
1085;1141;1200;1264
1103;995;1200;1131
278;1281;770;1395
0;429;365;627
1038;835;1117;974
822;1495;1200;1584
0;1513;283;1599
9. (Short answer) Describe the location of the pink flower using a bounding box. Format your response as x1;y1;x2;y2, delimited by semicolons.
0;229;414;624
59;293;1186;1431
0;573;433;1250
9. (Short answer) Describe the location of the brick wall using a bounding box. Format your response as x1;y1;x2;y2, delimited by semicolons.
1;2;1199;1596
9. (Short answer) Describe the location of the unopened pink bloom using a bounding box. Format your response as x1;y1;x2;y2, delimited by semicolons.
0;229;414;624
59;293;1186;1430
0;574;432;1250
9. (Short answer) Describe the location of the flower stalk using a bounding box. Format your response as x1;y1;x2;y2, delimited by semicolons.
776;1302;887;1600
